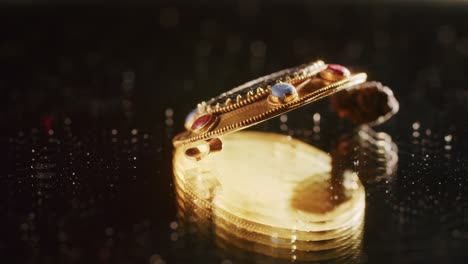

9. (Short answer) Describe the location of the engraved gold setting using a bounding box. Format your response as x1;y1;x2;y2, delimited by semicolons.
319;64;351;81
267;83;299;105
201;60;327;115
190;114;220;134
174;69;367;147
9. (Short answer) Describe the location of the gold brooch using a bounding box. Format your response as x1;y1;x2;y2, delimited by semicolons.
173;60;398;160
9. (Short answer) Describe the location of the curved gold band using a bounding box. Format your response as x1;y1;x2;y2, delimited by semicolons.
173;60;368;147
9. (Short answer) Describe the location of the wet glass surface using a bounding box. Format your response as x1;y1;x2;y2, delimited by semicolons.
1;2;468;263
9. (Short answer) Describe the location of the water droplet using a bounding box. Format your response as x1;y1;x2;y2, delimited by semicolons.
313;113;321;122
165;108;174;117
280;114;288;123
170;221;178;230
444;134;452;142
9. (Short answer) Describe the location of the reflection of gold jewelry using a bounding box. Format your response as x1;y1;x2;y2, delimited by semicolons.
173;131;366;262
173;60;368;148
332;126;399;184
173;126;399;262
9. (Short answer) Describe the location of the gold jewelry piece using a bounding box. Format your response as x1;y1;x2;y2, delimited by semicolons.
173;127;398;261
174;60;398;157
174;60;366;146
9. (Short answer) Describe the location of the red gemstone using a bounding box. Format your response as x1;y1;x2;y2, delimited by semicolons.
191;114;212;130
326;64;350;77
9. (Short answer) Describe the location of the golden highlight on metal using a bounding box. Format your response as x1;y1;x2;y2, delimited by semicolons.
173;60;368;148
173;131;366;262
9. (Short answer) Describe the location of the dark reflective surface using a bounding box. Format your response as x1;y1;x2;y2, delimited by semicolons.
1;2;468;263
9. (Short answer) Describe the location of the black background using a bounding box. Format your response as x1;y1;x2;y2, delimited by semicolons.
1;1;468;263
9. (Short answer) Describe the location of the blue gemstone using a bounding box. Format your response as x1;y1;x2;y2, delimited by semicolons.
271;83;296;99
